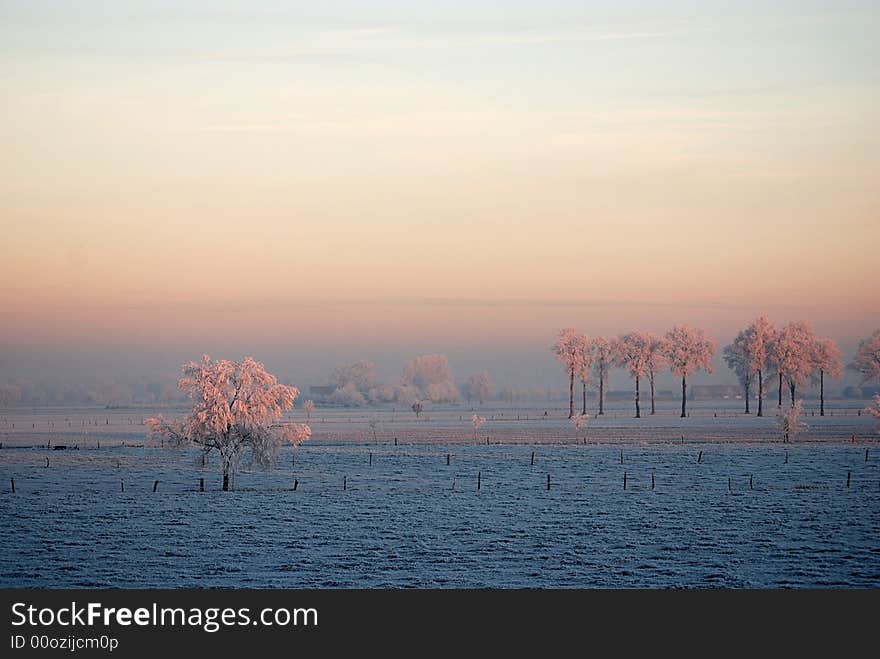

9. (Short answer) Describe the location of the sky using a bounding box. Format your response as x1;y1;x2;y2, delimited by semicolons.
1;1;878;388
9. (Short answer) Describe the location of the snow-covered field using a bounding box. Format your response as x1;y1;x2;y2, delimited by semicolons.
1;402;878;588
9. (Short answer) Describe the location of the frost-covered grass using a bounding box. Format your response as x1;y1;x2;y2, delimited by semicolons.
1;402;877;588
0;399;875;448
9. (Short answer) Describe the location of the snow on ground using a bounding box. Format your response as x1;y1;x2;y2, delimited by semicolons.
1;401;877;588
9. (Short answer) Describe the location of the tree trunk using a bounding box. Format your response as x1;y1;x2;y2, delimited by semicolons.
649;371;656;415
680;376;687;418
790;381;796;405
757;369;764;417
819;370;825;416
222;470;229;492
778;373;783;406
634;376;641;418
598;374;605;415
568;369;574;418
582;380;587;415
744;380;750;414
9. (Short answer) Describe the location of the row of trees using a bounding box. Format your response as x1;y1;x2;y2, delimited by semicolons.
555;324;880;419
724;318;837;417
554;325;714;419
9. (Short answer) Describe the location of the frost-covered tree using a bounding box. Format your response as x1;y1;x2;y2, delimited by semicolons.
369;384;398;403
472;414;486;441
740;317;777;417
575;333;592;415
553;328;581;418
570;412;589;438
866;395;880;432
396;384;421;406
401;354;458;403
590;337;613;416
771;322;818;406
146;355;310;491
328;360;376;406
613;332;651;418
645;334;667;415
723;332;753;414
663;325;716;418
464;371;495;404
329;381;366;406
849;330;880;384
778;400;808;443
812;337;842;417
411;400;423;418
303;399;315;422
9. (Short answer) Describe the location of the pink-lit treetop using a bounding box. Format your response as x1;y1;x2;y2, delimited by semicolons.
575;333;592;383
743;316;777;375
145;355;310;490
612;331;652;378
850;330;880;383
663;325;716;378
773;321;818;390
554;328;581;373
813;337;843;379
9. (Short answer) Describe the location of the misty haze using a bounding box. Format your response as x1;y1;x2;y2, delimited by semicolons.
1;1;878;591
